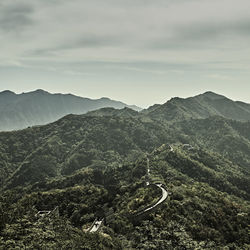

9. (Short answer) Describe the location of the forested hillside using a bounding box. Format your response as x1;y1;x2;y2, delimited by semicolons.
0;92;250;249
145;91;250;122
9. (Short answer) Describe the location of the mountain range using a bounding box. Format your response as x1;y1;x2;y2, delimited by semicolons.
0;89;141;131
0;90;249;249
144;91;250;122
1;89;250;132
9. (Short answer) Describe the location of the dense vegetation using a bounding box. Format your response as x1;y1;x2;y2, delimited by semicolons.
144;91;250;122
0;92;250;249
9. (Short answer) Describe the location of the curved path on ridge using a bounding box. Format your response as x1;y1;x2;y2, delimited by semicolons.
135;155;169;216
88;149;171;231
135;183;168;217
142;184;168;214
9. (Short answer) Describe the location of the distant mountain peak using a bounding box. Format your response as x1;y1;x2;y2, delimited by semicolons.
86;106;138;117
145;91;250;122
100;97;111;100
203;91;217;95
33;89;49;94
0;90;16;95
169;96;184;102
199;91;226;100
20;89;50;95
0;89;141;131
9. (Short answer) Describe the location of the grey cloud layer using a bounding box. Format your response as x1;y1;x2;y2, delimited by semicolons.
0;1;34;31
0;0;250;73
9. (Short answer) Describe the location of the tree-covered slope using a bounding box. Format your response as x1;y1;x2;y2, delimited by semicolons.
1;94;250;249
0;145;249;249
174;116;250;169
0;111;168;188
1;109;249;193
145;91;250;122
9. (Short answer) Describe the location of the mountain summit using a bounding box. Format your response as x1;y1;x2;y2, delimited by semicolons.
145;91;250;122
0;90;141;131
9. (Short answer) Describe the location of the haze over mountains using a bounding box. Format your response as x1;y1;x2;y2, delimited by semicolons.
0;89;141;131
1;90;250;132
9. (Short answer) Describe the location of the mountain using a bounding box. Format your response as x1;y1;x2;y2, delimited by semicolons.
1;90;249;132
1;108;249;194
0;127;249;248
0;92;250;248
0;89;141;131
145;91;250;122
173;116;250;169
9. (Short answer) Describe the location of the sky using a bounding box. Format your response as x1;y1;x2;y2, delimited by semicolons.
0;0;250;107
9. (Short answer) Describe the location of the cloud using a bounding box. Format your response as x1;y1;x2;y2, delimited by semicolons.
0;1;34;32
208;74;232;81
0;0;250;75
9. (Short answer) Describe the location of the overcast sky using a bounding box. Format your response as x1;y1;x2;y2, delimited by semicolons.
0;0;250;107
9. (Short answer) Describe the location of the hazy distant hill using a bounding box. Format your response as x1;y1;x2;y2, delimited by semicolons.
145;91;250;122
0;89;141;131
